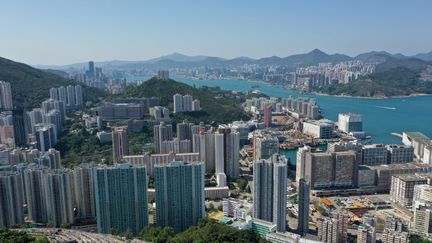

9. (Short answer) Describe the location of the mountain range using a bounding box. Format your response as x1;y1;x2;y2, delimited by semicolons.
34;49;432;70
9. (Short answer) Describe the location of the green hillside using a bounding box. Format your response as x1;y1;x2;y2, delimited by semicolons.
120;77;252;123
316;59;432;97
0;56;107;108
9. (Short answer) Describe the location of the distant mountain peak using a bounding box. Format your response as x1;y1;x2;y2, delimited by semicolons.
309;48;327;55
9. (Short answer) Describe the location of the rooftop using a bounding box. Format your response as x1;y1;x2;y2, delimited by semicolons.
392;174;428;182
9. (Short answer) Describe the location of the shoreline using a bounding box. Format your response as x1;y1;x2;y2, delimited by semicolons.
309;91;432;100
167;75;432;100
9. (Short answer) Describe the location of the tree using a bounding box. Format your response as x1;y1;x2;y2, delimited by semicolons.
207;202;216;212
236;178;248;191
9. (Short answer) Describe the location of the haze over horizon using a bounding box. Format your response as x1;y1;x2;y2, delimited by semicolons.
1;0;432;65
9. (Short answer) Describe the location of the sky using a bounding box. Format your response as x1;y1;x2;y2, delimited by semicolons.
0;0;431;65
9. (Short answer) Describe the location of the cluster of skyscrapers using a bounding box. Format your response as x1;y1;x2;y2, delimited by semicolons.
0;161;205;234
173;93;200;113
49;85;83;110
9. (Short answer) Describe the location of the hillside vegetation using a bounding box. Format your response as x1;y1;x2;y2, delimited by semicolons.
0;56;107;108
138;219;269;243
120;77;252;123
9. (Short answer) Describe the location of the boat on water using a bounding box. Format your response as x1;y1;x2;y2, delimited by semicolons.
251;85;260;88
375;106;397;110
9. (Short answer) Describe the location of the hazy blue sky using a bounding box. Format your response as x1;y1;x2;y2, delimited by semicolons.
1;0;431;65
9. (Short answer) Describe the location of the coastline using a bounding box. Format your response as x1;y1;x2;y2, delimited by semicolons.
304;91;432;100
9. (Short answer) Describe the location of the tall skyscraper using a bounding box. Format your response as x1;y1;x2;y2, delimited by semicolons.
296;145;311;183
49;87;59;100
43;169;74;227
255;135;279;160
35;123;57;152
66;85;76;107
225;130;240;179
88;61;95;78
192;99;200;111
74;85;83;107
0;81;13;110
182;94;193;112
24;165;48;223
263;105;272;128
73;163;96;220
297;179;310;236
93;164;148;234
154;122;173;154
12;109;27;147
253;154;287;232
154;161;205;232
200;131;215;172
112;126;129;164
0;171;24;228
215;133;225;174
173;94;183;113
177;121;192;141
58;86;67;105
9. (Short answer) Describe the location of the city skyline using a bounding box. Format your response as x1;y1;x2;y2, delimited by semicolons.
1;0;432;65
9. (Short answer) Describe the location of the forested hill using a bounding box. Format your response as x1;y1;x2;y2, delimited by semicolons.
0;56;106;108
120;77;254;123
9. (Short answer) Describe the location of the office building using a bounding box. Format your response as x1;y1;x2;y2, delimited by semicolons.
0;171;24;228
304;151;358;190
302;120;334;139
361;144;389;165
263;105;272;128
154;122;173;153
13;109;27;147
390;174;427;207
94;164;148;234
173;93;183;113
154;162;205;232
255;135;279;160
297;179;310;236
253;155;288;232
402;132;432;163
73;163;96;220
112;126;129;164
338;113;363;133
387;145;414;164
